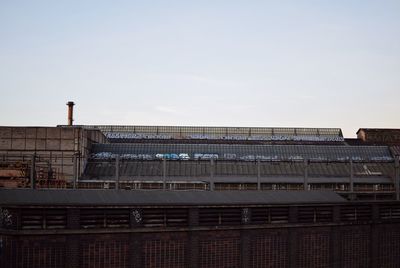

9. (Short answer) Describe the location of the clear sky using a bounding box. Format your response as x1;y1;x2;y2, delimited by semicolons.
0;1;399;137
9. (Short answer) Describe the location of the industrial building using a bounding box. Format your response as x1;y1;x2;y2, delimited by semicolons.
0;105;399;267
0;124;399;201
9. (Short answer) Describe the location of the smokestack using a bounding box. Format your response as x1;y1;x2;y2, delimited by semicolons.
66;101;75;126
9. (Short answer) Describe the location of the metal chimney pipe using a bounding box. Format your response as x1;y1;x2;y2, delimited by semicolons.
66;101;75;126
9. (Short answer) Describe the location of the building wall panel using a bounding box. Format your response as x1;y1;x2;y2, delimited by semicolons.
11;138;25;150
339;226;370;268
81;238;129;268
199;231;241;268
377;224;400;267
0;138;11;150
251;230;289;268
46;139;61;150
11;128;26;139
295;228;331;268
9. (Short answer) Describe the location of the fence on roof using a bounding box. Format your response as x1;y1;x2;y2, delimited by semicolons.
78;125;344;142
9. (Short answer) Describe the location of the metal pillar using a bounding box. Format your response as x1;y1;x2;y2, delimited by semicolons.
303;159;309;190
73;154;77;189
30;154;36;189
257;159;261;190
395;156;399;201
350;159;354;193
115;154;120;190
163;158;167;190
210;159;215;191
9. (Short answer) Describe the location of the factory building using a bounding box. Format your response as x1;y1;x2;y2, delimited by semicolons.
0;124;399;201
0;104;399;267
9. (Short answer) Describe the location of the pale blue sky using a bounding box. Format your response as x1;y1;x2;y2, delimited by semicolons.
1;1;399;137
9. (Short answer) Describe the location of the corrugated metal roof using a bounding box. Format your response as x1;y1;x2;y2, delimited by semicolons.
0;189;346;206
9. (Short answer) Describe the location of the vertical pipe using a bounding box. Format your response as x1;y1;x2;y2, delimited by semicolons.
73;154;77;189
257;159;261;190
210;159;214;191
30;154;36;189
115;154;120;190
303;159;309;190
350;159;354;193
395;156;399;201
163;158;167;190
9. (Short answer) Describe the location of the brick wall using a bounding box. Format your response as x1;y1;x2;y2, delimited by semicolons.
2;223;400;268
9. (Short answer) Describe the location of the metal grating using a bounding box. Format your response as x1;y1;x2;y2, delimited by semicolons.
297;206;333;223
142;208;188;227
340;205;372;222
251;207;290;224
199;208;242;226
379;204;400;222
81;125;343;141
21;209;67;229
80;209;130;228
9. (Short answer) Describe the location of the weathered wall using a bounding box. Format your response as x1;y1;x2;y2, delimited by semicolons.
0;127;106;183
1;223;399;268
357;129;400;145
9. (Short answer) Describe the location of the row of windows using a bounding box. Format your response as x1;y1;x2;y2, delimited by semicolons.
89;125;342;137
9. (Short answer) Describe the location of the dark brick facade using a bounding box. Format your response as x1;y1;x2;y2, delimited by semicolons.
1;223;400;268
2;199;400;268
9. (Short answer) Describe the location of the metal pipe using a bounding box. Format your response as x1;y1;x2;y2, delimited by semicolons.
349;159;354;193
115;154;120;190
73;154;77;189
30;154;36;189
257;159;261;190
303;159;309;190
66;101;75;126
162;158;167;190
395;156;399;201
210;159;215;191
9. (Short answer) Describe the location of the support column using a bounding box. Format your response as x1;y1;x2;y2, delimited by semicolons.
115;154;120;190
288;228;298;268
163;158;167;190
30;154;36;189
73;154;77;189
330;227;341;268
67;208;80;229
66;235;80;268
130;233;143;268
370;224;380;268
241;230;251;268
210;159;215;191
395;156;399;201
257;159;261;190
188;233;199;268
349;159;354;193
188;208;199;268
303;159;309;191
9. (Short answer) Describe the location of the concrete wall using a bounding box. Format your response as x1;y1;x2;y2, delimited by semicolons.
0;126;106;183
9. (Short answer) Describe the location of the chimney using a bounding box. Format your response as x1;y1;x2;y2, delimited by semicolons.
66;101;75;126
